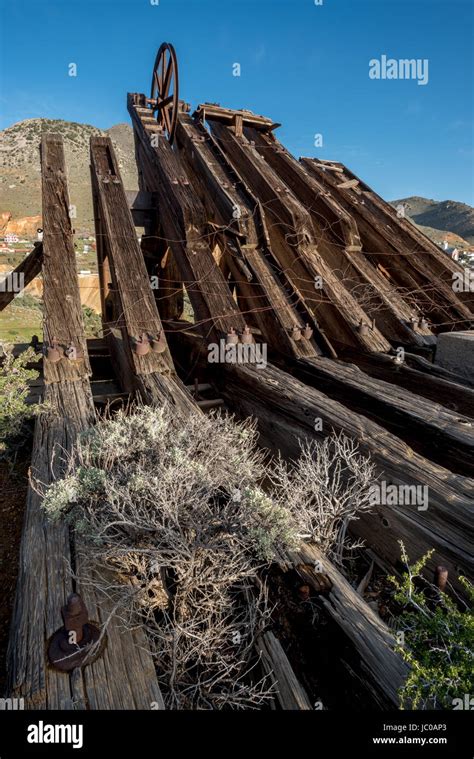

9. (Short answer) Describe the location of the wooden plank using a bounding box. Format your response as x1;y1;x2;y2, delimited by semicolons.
8;381;94;709
128;93;245;342
287;542;410;708
245;128;435;349
0;243;43;312
294;355;474;477
207;119;391;354
175;113;318;359
214;360;474;597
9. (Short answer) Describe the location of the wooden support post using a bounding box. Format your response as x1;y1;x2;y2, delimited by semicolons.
90;135;194;412
8;134;164;709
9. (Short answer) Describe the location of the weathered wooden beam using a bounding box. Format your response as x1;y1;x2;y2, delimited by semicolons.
257;631;312;710
214;360;473;597
294;355;474;477
175;112;318;359
287;542;410;708
301;158;474;325
207;119;391;354
41;136;91;384
194;102;279;131
342;349;474;418
245;127;436;349
90;135;194;412
128;93;245;342
0;243;43;312
134;135;185;322
8;135;164;710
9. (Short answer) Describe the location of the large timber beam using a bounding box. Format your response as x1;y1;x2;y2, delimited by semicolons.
293;355;474;477
287;542;410;709
301;158;474;326
343;349;474;418
128;93;246;343
8;134;164;710
214;360;474;597
90;135;194;412
245;127;436;349
205;116;391;354
175;112;320;359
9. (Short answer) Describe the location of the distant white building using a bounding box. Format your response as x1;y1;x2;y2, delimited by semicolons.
442;240;459;261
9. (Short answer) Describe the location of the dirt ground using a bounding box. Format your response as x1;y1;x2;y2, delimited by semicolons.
0;446;30;694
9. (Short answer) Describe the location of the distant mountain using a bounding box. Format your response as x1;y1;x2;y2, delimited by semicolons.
0;119;138;234
391;196;474;244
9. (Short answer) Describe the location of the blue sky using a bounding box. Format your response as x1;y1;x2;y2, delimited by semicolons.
0;0;473;203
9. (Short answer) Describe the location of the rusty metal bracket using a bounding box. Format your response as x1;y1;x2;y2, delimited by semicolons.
47;593;102;672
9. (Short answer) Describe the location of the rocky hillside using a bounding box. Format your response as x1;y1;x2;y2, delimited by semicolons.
0;119;138;234
391;196;474;244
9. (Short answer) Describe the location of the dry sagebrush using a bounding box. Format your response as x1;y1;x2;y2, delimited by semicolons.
43;406;294;709
269;433;377;566
43;406;377;708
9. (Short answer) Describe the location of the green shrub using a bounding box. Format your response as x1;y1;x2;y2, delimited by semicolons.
390;542;474;710
81;305;102;338
0;346;40;454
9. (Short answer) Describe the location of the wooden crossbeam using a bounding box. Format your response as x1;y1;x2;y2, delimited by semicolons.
193;102;279;131
0;243;43;312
